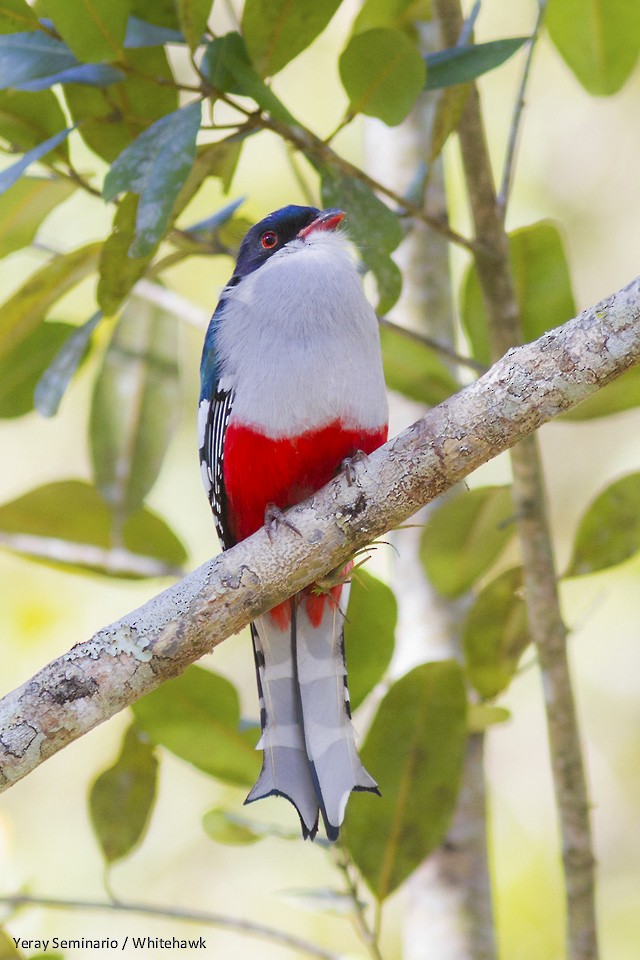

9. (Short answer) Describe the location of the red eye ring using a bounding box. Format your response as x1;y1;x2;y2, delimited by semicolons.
261;231;278;249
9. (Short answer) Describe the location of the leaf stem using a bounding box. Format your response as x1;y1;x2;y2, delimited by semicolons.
379;317;487;374
497;0;547;217
332;845;384;960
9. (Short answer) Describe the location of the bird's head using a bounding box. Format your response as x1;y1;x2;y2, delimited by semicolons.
232;205;345;281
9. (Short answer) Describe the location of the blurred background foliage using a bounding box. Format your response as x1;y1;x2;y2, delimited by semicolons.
1;0;640;958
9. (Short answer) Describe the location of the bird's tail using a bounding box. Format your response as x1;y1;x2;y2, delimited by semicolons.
245;585;378;840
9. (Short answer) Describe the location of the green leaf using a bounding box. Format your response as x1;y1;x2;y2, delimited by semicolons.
461;220;575;366
339;27;426;125
132;665;261;787
0;320;79;418
40;0;129;62
566;473;640;577
18;61;124;90
97;194;154;315
0;88;69;158
90;296;180;518
242;0;341;76
179;198;245;247
380;323;460;405
561;364;640;421
124;15;184;47
352;0;432;35
0;177;75;258
0;0;40;33
467;702;511;732
0;126;74;195
344;661;467;900
178;138;245;206
420;485;514;598
546;0;640;96
176;0;211;51
0;479;187;577
119;504;187;572
131;0;180;30
425;37;529;90
35;311;102;417
320;170;403;313
166;142;246;245
200;33;295;123
344;569;396;711
0;31;76;88
463;567;529;699
89;723;158;864
0;241;102;362
202;807;262;845
103;100;201;257
0;927;25;957
64;46;178;162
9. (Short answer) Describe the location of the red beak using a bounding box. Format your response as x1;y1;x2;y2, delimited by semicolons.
297;209;345;239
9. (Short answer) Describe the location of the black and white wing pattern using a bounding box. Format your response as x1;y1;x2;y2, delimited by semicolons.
198;385;234;550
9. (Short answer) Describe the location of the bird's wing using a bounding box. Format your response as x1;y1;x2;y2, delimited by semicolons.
199;383;234;550
199;292;237;551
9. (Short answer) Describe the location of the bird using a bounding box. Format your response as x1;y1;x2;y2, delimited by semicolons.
198;204;388;840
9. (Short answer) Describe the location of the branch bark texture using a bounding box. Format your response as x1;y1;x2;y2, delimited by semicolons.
1;278;640;791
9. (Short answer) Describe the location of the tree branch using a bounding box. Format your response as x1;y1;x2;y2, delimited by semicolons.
435;1;598;955
1;276;640;790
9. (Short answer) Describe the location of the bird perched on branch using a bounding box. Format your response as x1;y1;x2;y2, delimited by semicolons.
198;205;388;840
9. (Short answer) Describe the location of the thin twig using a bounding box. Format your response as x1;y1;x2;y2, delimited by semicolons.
61;163;103;198
457;0;482;45
379;317;486;374
332;846;384;960
434;2;599;957
0;894;340;960
497;0;547;216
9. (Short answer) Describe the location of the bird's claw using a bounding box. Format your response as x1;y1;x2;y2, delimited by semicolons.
264;502;302;542
341;450;369;487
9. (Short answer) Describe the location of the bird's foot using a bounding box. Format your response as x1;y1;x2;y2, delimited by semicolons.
314;562;353;594
264;502;302;543
341;450;369;486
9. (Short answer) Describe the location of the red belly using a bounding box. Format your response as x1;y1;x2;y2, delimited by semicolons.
223;419;387;544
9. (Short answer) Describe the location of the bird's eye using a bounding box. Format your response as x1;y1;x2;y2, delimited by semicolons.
260;231;278;249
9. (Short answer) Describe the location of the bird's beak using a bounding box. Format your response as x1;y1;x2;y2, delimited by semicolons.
297;209;345;239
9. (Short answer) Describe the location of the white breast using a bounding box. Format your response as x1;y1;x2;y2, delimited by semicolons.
214;232;388;437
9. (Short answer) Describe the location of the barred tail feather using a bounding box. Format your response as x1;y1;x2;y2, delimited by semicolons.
293;588;378;841
245;613;320;839
245;589;377;841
